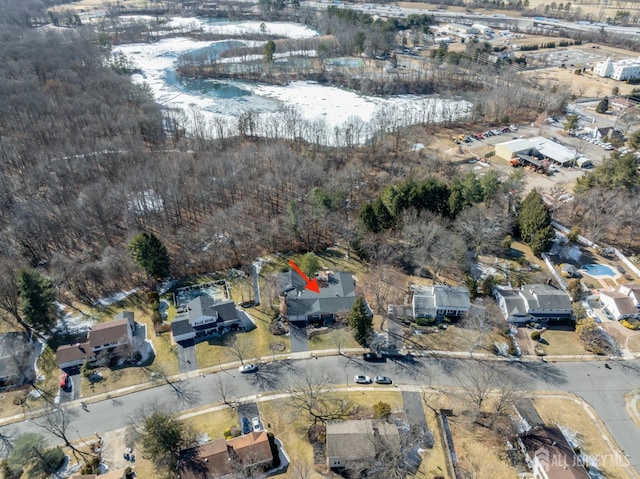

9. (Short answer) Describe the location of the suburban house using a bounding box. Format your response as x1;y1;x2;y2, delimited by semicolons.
56;312;137;369
171;296;240;343
410;285;471;319
590;126;624;142
178;431;273;479
619;284;640;307
279;270;363;324
494;284;573;325
518;425;590;479
600;291;640;320
326;419;400;470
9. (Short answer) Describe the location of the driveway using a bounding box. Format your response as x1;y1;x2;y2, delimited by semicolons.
176;339;198;373
289;323;308;353
386;317;403;353
58;372;80;403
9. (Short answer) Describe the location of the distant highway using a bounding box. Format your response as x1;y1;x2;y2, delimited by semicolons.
302;1;640;39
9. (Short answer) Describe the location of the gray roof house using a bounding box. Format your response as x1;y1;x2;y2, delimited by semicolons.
326;419;399;470
411;285;471;319
494;284;573;325
280;270;362;323
171;296;240;343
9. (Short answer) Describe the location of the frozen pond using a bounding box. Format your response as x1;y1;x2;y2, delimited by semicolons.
114;17;471;142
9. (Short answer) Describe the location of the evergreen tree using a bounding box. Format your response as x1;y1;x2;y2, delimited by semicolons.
596;97;609;114
263;40;276;62
17;269;56;334
518;190;554;256
128;232;170;280
358;203;379;233
347;296;372;346
372;198;395;230
628;129;640;150
140;410;193;473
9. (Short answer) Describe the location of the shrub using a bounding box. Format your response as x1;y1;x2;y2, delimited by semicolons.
567;226;580;243
80;455;101;475
485;151;495;158
147;291;159;303
416;317;435;327
373;401;392;419
12;395;26;406
531;330;542;341
151;309;163;325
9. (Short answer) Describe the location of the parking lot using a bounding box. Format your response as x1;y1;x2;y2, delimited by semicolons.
527;47;605;68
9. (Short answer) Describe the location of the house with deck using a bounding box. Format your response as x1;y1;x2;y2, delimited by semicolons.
171;296;240;343
279;270;364;324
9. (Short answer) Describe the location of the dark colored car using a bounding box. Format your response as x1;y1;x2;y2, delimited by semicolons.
375;376;393;385
363;352;385;362
241;417;251;434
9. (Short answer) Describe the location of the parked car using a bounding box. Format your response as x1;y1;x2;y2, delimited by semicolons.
59;372;69;389
252;417;263;431
375;376;393;385
586;309;597;319
363;352;385;362
241;417;251;434
490;129;501;135
603;309;614;320
509;125;518;131
239;364;258;373
354;375;372;384
617;265;626;274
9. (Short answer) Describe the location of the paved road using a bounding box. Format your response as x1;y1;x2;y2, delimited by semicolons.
9;356;640;473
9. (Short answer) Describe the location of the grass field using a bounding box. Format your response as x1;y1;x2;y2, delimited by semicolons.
538;329;586;356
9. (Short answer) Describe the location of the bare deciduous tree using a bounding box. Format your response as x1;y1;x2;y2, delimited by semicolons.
285;368;355;425
32;404;92;463
227;335;255;366
213;374;237;409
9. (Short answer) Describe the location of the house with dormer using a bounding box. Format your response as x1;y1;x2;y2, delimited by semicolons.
171;296;240;343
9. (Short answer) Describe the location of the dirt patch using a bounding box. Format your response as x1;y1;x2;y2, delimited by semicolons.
99;428;134;473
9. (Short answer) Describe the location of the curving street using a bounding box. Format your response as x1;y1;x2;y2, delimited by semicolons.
8;354;640;473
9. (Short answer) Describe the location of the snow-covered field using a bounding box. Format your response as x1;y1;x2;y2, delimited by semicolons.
114;17;471;143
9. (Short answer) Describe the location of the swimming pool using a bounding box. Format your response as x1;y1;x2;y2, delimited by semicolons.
582;263;616;277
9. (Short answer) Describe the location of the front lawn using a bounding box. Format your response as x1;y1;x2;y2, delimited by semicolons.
537;329;586;356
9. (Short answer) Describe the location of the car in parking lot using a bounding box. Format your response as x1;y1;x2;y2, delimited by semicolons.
59;372;69;389
375;376;392;384
354;375;372;384
252;417;263;431
239;364;258;373
241;417;251;434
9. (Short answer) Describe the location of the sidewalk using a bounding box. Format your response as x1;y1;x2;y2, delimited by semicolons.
0;347;629;427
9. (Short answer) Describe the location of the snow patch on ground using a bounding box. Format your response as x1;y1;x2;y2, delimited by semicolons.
95;288;140;307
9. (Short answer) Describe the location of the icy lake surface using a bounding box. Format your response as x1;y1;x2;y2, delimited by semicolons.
114;17;471;141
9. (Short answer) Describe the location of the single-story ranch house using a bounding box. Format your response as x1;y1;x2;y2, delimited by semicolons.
326;419;400;470
494;284;573;325
171;296;240;343
279;270;364;324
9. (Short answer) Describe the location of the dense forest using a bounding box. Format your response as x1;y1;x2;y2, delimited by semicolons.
0;0;638;316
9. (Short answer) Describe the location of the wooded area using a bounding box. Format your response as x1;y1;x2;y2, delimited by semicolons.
0;0;638;314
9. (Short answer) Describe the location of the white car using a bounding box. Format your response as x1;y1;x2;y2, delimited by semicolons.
252;417;263;431
586;309;597;319
354;375;372;384
239;364;258;373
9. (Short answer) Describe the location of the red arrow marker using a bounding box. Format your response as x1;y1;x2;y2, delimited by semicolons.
288;260;320;293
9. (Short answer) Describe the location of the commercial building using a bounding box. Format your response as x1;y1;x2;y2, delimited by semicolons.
594;57;640;81
472;23;493;34
447;23;480;35
495;137;576;167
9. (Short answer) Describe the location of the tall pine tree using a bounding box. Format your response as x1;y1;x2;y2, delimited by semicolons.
128;232;170;280
17;269;56;334
518;190;554;256
347;296;372;346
